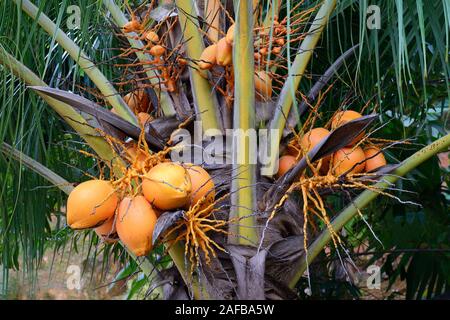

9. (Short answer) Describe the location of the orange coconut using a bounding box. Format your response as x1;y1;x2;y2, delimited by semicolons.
122;20;141;33
142;162;192;210
67;180;118;229
216;38;232;66
149;45;166;56
125;143;147;171
332;147;366;176
331;110;364;146
144;31;159;44
137;112;151;126
364;147;387;172
254;70;272;100
300;127;331;172
286;142;302;158
199;44;217;70
123;88;149;113
116;196;157;257
276;155;297;178
259;47;269;56
185;164;215;207
276;38;285;46
95;216;118;243
225;24;235;45
300;128;330;153
272;46;281;54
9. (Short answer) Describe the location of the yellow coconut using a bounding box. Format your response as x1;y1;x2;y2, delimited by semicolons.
142;162;192;210
67;180;118;229
116;196;157;256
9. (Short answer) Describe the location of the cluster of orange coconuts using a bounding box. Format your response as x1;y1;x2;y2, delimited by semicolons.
277;110;387;178
199;24;273;100
66;162;215;257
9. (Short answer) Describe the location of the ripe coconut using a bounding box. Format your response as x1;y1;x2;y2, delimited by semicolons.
286;142;302;158
216;38;232;66
123;88;149;113
144;31;159;44
276;38;285;46
199;44;217;70
300;128;330;153
364;147;387;172
125;142;147;171
67;180;118;229
149;45;166;57
116;196;157;257
137;112;151;126
254;70;272;100
122;20;141;33
272;46;281;54
185;164;215;207
331;110;364;146
332;147;366;176
226;24;235;44
301;127;331;172
95;215;118;243
142;162;192;210
276;155;297;178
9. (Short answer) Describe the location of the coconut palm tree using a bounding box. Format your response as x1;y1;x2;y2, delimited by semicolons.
0;0;448;299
